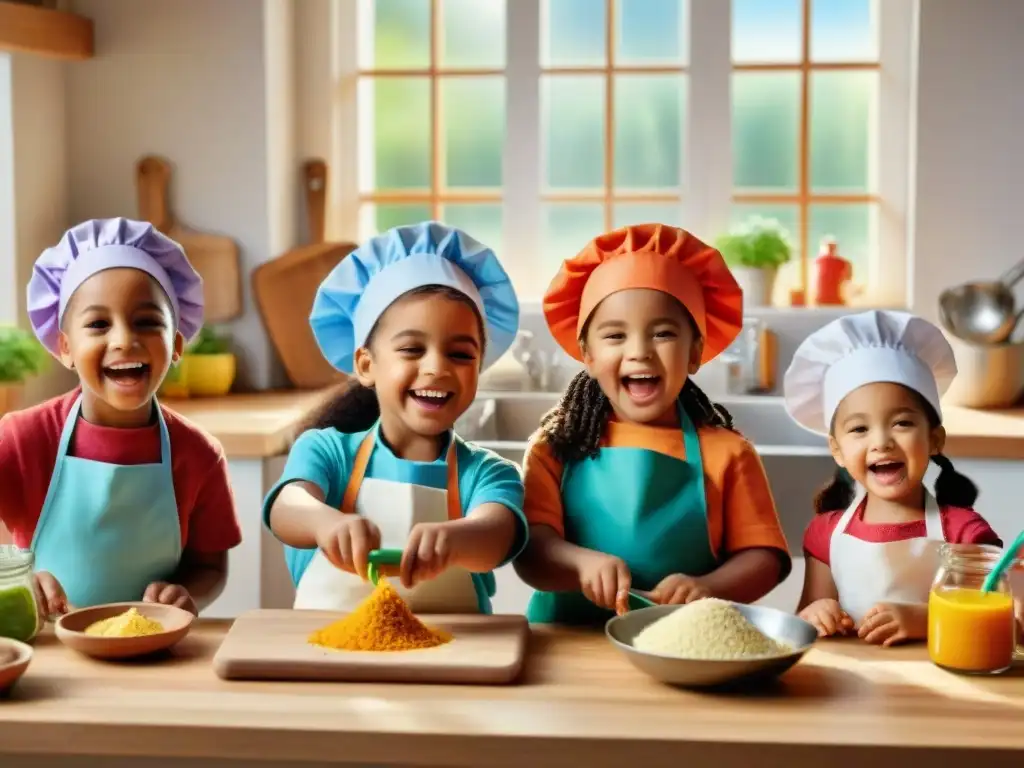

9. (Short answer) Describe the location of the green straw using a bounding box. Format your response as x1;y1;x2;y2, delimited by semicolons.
626;590;657;611
981;530;1024;592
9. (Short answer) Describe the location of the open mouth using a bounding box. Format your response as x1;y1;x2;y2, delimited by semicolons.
103;362;151;389
621;374;662;404
408;388;453;411
868;460;907;486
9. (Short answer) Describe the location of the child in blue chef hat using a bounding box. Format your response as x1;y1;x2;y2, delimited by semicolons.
263;221;527;614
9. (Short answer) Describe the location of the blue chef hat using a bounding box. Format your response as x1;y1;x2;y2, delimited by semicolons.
310;221;519;373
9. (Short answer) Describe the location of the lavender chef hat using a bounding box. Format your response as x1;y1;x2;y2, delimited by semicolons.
27;217;205;356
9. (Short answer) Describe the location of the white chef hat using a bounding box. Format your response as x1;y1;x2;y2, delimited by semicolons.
784;310;958;435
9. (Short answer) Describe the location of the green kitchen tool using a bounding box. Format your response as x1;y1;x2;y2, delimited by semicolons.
366;548;402;585
626;590;657;611
981;530;1024;592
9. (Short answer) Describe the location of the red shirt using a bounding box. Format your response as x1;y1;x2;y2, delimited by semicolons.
0;389;241;554
803;499;1003;566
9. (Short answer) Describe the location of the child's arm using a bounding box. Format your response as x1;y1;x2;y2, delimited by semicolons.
797;553;840;610
699;440;791;603
0;415;24;539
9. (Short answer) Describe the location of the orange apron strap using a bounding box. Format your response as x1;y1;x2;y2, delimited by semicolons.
340;431;376;514
445;437;461;521
341;429;462;520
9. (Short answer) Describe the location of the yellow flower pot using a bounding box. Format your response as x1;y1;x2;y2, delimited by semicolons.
184;353;236;397
158;357;191;399
0;383;23;417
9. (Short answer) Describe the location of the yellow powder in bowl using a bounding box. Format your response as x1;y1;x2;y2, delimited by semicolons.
84;607;165;638
633;598;791;660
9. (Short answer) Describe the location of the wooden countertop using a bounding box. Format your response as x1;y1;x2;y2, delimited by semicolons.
942;404;1024;460
163;389;329;459
2;623;1023;767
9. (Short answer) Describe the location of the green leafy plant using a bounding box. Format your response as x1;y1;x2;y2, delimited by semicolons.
186;325;232;356
0;326;49;383
715;216;793;270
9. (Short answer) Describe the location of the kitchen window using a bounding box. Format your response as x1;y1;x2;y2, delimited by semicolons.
337;0;914;306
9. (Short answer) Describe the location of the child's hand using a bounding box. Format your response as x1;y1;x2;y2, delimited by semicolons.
400;521;460;588
143;582;198;615
649;573;709;605
33;571;69;619
858;602;927;646
799;598;853;637
577;550;631;614
315;515;382;579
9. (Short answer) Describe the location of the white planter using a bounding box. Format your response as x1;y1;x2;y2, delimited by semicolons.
732;266;777;307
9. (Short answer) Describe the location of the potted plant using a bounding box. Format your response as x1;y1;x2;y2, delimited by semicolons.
715;216;793;307
182;325;236;397
0;326;49;417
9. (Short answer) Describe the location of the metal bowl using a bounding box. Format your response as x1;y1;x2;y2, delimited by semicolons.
605;602;817;689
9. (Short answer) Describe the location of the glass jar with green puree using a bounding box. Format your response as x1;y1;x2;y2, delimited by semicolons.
0;545;42;642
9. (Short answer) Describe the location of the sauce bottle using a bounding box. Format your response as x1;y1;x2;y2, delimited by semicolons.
813;238;851;306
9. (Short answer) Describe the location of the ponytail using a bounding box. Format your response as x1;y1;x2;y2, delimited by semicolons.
932;452;979;508
302;377;380;435
813;467;856;514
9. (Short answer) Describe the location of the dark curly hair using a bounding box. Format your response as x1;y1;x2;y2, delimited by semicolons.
539;372;738;464
813;391;978;512
302;285;486;435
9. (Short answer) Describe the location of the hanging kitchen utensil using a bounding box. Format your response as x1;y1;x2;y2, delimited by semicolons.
938;258;1024;344
253;158;356;389
136;156;243;322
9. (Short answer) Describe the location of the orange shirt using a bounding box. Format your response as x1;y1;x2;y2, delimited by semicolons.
523;420;791;570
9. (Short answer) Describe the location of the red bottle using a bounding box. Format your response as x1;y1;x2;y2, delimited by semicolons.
814;238;851;306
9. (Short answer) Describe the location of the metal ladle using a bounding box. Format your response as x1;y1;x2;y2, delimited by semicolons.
938;258;1024;344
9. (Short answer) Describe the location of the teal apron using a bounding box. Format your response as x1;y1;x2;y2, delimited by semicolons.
526;403;718;626
31;395;182;608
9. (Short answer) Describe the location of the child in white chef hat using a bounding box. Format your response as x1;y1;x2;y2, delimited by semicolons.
784;310;1001;646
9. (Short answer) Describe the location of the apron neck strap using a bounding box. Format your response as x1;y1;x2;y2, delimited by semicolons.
61;395;170;466
340;427;461;520
675;400;702;467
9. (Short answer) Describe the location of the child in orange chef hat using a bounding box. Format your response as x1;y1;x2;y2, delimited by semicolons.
513;223;791;626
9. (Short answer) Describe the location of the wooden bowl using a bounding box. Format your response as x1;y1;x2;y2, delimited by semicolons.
0;638;32;694
55;602;194;660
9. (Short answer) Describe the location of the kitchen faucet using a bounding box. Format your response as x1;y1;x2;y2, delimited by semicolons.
510;330;563;391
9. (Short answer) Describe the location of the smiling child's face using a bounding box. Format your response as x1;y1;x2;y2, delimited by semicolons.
58;267;184;426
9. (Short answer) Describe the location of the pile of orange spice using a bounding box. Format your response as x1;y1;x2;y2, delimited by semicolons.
308;578;452;652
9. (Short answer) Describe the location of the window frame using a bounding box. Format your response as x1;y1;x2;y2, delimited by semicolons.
328;0;915;306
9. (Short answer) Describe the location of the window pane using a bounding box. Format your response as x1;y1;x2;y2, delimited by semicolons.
810;71;876;193
359;204;434;239
442;77;505;189
359;0;430;70
441;0;506;68
613;202;683;229
617;0;688;65
811;0;878;62
732;0;801;63
614;75;686;191
441;204;503;252
732;73;800;192
359;78;431;192
809;203;876;286
541;0;607;67
542;203;605;271
542;76;605;191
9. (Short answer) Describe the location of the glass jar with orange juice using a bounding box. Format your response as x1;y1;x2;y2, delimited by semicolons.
928;543;1019;675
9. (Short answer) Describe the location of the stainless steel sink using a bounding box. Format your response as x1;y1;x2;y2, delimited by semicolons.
458;391;828;457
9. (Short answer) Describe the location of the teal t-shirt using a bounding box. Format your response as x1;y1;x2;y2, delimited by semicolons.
262;425;527;614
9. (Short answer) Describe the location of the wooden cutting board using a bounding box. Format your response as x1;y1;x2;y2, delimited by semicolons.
253;158;355;389
136;155;243;323
212;609;529;685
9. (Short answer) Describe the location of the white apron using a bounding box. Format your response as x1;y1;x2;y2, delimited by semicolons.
830;488;946;625
293;429;480;614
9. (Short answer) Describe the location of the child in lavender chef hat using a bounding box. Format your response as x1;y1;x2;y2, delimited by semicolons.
0;217;242;616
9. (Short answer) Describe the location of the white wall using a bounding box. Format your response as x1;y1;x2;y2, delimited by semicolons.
64;0;295;391
909;0;1024;324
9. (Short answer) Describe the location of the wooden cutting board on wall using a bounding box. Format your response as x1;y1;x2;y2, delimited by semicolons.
253;158;356;389
136;155;243;323
212;609;529;684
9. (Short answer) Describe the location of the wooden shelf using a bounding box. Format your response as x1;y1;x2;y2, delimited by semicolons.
0;1;93;60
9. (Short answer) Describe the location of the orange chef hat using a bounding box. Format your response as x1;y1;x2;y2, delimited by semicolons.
543;223;744;364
